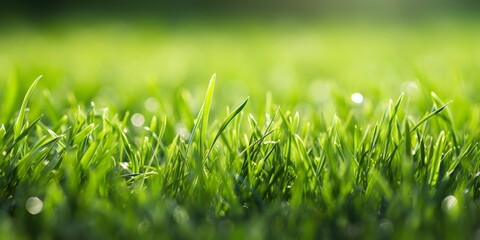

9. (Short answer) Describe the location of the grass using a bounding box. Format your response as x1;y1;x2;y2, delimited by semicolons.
1;17;480;239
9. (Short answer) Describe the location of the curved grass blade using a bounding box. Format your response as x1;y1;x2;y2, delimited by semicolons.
5;115;44;155
404;118;412;159
199;73;216;152
410;99;452;133
205;97;249;160
14;75;42;138
186;73;216;157
386;100;451;161
431;92;459;156
0;124;5;141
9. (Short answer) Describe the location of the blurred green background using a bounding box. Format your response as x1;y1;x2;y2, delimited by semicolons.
1;0;479;124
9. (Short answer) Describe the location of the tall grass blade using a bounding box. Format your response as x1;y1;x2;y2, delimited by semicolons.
199;74;216;150
411;100;452;133
404;118;412;159
206;97;248;160
14;75;42;138
5;115;44;155
186;74;216;157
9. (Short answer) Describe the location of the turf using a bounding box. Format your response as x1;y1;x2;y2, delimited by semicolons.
1;18;480;239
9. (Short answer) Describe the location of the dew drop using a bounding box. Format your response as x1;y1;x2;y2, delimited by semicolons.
131;113;145;127
175;123;190;141
173;206;189;224
351;93;364;104
442;195;458;212
26;197;43;215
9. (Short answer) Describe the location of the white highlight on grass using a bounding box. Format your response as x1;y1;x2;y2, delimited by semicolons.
144;98;160;112
131;113;145;127
175;123;190;141
351;93;364;104
173;206;189;224
26;197;43;215
442;195;458;212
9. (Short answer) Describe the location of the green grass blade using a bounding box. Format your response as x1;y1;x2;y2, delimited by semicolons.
186;73;216;157
411;99;452;133
0;124;5;139
5;115;44;155
79;141;99;169
14;75;42;138
404;118;412;159
73;123;96;146
199;73;216;151
205;97;249;160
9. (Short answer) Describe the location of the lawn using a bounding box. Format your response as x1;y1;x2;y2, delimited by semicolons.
1;16;480;239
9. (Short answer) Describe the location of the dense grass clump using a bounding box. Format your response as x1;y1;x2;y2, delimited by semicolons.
1;19;480;239
1;73;480;239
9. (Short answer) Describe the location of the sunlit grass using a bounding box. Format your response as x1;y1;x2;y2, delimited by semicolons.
1;18;480;239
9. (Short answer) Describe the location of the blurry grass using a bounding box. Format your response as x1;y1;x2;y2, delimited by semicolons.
0;17;480;239
1;18;480;109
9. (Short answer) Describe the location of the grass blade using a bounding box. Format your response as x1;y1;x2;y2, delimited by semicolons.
411;99;452;133
186;73;216;157
205;97;249;160
404;118;412;159
199;73;216;151
14;75;42;138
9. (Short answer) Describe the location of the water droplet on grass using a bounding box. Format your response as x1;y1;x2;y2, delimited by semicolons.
131;113;145;127
442;195;458;212
26;197;43;215
173;206;189;224
145;98;160;112
351;93;364;104
175;123;190;141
